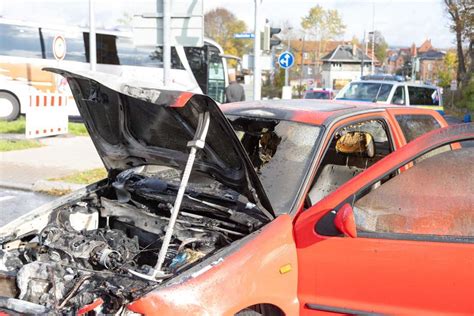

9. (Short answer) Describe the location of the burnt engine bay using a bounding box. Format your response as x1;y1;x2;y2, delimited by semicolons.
0;167;268;314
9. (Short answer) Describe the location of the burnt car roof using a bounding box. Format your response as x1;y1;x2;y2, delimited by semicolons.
220;99;415;126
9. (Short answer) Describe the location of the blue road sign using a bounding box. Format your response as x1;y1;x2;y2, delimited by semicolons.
234;33;255;39
278;51;295;69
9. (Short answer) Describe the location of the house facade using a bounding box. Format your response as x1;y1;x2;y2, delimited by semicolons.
320;44;371;90
386;39;445;82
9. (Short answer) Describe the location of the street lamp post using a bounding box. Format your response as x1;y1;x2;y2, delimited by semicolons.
89;0;96;71
253;0;262;101
298;33;306;98
284;27;293;86
371;31;375;75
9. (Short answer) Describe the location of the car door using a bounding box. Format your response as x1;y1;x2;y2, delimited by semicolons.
294;125;474;315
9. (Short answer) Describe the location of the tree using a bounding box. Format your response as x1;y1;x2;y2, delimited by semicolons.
444;0;473;86
204;8;250;58
372;31;389;65
437;51;458;88
301;5;346;74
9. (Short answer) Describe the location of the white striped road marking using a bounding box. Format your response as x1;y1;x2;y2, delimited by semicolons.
0;196;15;202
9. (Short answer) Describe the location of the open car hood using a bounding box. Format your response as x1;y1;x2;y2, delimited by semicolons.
45;68;274;218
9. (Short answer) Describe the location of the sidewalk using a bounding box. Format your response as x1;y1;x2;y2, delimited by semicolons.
0;135;103;191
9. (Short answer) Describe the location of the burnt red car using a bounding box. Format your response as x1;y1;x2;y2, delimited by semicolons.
0;68;472;315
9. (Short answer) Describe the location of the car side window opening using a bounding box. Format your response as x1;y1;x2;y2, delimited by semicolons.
392;86;406;105
307;119;392;205
395;114;441;143
353;146;474;239
408;86;440;106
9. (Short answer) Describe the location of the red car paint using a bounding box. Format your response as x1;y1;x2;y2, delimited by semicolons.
128;107;472;315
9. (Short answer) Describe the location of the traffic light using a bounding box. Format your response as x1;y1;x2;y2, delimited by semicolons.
263;25;281;51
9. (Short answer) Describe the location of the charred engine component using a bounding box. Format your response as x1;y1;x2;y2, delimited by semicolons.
0;170;267;313
39;224;140;271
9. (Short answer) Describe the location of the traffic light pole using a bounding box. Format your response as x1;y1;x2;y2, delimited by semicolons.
253;0;261;101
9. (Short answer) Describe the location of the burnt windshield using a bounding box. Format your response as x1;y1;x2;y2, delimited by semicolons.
227;116;321;214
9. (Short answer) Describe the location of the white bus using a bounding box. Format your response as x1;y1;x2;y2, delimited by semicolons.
0;18;228;120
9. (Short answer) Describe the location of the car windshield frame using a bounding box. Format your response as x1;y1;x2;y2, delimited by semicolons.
336;82;394;102
226;114;323;215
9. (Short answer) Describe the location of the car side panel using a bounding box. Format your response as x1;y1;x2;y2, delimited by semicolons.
294;124;474;315
128;214;298;316
297;238;474;315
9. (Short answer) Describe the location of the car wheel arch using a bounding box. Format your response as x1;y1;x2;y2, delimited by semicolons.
235;303;285;316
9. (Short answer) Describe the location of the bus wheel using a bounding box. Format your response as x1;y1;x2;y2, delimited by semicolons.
0;92;20;121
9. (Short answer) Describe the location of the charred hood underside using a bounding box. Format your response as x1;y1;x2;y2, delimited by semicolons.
0;68;274;314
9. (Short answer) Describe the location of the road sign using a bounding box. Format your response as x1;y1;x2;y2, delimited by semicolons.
278;51;294;69
234;33;255;39
52;35;66;61
450;80;457;91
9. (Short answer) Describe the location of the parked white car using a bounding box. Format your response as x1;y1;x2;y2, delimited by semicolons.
335;78;444;114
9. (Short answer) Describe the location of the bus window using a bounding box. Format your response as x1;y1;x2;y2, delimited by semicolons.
0;24;42;58
84;33;120;65
184;46;208;94
116;37;184;69
207;47;225;103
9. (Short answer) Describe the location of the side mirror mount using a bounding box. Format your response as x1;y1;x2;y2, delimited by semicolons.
334;203;357;238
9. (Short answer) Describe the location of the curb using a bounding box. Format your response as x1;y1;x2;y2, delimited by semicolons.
0;181;33;192
0;180;85;195
32;180;85;195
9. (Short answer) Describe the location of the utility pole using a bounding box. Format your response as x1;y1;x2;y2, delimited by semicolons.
253;0;261;101
285;27;293;86
89;0;96;71
162;0;171;86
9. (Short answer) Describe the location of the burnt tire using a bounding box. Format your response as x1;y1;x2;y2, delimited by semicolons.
0;92;20;121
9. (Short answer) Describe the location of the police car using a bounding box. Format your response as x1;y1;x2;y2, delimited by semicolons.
335;75;444;114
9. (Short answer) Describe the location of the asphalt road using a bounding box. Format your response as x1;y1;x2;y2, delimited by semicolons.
0;188;57;227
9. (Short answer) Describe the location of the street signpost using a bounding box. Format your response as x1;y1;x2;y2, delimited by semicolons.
278;51;294;69
278;51;295;100
234;33;255;39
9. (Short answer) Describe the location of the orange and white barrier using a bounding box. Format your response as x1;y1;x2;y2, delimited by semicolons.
26;92;69;138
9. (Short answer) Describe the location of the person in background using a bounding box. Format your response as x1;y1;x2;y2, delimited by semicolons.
225;75;245;103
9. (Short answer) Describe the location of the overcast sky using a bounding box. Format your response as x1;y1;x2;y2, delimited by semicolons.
0;0;455;48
